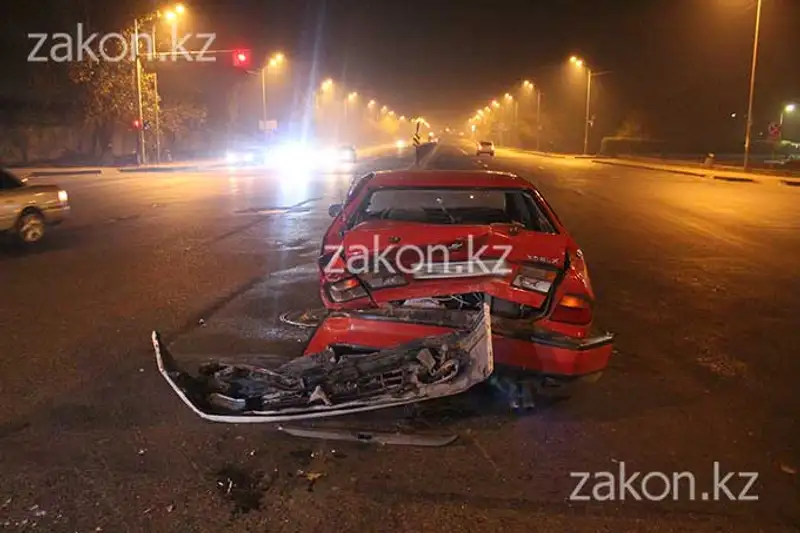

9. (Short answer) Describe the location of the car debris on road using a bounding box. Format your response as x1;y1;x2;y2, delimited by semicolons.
153;302;493;423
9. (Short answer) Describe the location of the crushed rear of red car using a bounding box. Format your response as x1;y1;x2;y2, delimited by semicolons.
312;170;614;401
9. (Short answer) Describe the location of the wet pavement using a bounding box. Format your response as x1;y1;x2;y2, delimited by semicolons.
0;143;798;532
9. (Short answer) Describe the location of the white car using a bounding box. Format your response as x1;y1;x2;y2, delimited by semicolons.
476;141;495;156
0;169;69;244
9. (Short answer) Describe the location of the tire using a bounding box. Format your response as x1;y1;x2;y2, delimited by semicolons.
16;210;46;245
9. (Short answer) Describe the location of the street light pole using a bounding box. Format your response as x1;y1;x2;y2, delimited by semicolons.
261;67;268;137
133;18;146;165
536;89;542;152
152;23;161;164
743;0;763;171
583;68;592;155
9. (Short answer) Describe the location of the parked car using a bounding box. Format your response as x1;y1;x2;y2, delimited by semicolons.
0;169;70;244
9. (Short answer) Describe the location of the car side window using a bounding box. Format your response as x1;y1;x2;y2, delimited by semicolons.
0;170;23;190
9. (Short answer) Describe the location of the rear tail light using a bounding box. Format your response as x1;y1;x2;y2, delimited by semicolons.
327;278;368;303
550;294;593;325
358;271;408;290
512;265;558;294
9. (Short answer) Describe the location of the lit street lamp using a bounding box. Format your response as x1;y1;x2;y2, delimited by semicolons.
521;79;542;151
260;52;285;138
133;3;187;165
570;55;611;155
321;78;334;92
779;103;796;126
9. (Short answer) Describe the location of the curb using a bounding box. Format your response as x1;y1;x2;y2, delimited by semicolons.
591;159;705;177
524;151;568;159
593;159;800;187
712;176;756;183
26;169;104;177
118;165;200;173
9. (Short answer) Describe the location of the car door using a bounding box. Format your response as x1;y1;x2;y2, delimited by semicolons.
0;170;24;231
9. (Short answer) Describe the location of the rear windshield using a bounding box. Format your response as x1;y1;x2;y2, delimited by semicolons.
480;142;493;146
356;188;556;232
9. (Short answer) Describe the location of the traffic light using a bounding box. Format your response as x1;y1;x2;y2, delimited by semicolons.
232;49;251;68
132;119;142;130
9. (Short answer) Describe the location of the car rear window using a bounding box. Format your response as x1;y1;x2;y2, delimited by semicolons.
357;188;556;232
480;142;492;147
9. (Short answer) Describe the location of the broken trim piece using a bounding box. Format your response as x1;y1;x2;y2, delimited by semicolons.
153;302;493;423
278;425;458;447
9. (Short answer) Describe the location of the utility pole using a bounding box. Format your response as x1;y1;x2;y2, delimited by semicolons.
743;0;762;171
133;18;146;165
536;89;542;152
583;69;592;155
261;67;268;138
152;23;161;163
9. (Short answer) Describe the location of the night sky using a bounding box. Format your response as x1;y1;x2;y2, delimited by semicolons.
2;0;800;145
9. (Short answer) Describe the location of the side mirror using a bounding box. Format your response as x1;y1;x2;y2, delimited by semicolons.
328;204;343;217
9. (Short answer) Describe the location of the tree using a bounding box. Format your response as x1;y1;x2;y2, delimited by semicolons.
614;112;649;139
69;26;206;159
68;27;157;157
159;100;207;152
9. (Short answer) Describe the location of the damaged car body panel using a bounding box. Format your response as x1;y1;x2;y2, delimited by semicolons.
319;170;615;386
152;302;493;423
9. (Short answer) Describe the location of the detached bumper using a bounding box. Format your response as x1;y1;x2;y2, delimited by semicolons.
153;303;493;423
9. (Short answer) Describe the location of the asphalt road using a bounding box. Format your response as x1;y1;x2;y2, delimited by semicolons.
1;142;798;532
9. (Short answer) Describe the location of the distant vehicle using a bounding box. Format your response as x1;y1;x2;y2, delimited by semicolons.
476;141;495;157
338;144;357;163
225;144;263;165
0;169;69;244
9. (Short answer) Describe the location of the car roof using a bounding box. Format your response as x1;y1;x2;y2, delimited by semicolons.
367;170;533;190
479;140;493;144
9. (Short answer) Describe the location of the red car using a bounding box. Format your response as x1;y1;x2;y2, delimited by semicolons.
309;170;614;399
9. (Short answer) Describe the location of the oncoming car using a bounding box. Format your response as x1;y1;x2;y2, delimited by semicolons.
319;170;614;401
476;141;495;156
0;169;69;244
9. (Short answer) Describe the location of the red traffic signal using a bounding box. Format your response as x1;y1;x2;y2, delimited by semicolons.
132;119;142;130
232;49;251;68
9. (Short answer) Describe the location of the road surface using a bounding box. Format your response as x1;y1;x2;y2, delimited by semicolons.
1;143;798;532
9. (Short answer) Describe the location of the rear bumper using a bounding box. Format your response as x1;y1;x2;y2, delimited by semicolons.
303;307;613;379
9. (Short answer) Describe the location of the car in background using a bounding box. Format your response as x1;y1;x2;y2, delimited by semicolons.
0;169;69;244
225;144;264;166
319;170;614;403
476;141;495;156
338;144;357;163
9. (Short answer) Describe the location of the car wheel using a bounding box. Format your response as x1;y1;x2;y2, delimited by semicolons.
16;210;46;244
